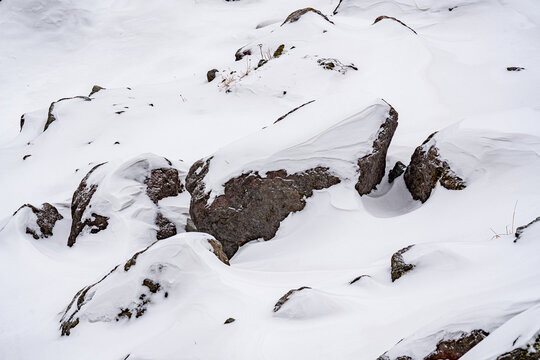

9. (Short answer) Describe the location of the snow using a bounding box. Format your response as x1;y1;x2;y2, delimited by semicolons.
1;0;540;359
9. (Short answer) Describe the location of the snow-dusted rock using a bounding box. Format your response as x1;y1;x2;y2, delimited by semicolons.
378;329;489;360
272;286;343;319
391;244;415;282
281;8;334;26
186;98;398;257
404;132;466;203
514;217;540;243
44;96;91;132
13;202;63;239
68;154;187;247
60;233;229;336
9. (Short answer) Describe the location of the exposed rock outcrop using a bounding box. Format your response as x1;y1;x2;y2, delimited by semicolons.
424;330;489;360
44;96;91;132
497;334;540;359
68;163;108;247
391;245;415;282
404;132;466;203
378;329;489;360
188;166;340;257
186;99;398;258
88;85;105;97
14;203;64;239
372;16;417;35
207;69;219;82
388;161;406;183
355;104;398;195
67;155;187;247
60;234;229;336
281;8;334;26
273;286;311;312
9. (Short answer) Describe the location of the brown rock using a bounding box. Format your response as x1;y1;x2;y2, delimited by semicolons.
44;96;91;132
15;203;64;239
89;85;105;97
355;104;398;195
144;167;183;204
67;163;109;247
425;330;489;360
404;132;466;203
273;286;311;312
391;245;415;282
372;16;417;35
207;69;219;82
187;166;340;258
281;8;334;26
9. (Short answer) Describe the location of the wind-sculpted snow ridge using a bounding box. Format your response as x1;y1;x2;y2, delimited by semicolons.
67;153;189;247
60;233;229;336
186;96;398;257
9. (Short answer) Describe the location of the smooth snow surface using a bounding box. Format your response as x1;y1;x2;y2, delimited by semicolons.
1;0;540;359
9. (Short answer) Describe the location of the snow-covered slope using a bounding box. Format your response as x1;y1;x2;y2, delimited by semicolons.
1;0;539;359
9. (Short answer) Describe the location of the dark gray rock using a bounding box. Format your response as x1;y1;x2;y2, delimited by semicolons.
317;58;358;73
15;203;64;239
67;163;109;247
391;245;415;282
388;161;406;183
155;212;177;240
207;69;219;82
235;47;252;61
496;334;540;359
355;104;398;195
507;67;525;72
514;217;540;243
404;132;466;203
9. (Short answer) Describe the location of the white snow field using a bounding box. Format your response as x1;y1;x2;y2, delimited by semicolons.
1;0;540;359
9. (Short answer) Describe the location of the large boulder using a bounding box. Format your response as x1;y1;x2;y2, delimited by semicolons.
59;233;229;336
404;132;466;203
13;203;64;239
186;98;398;257
67;154;187;247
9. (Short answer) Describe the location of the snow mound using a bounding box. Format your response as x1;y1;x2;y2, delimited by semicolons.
67;153;188;248
59;233;229;336
272;287;345;319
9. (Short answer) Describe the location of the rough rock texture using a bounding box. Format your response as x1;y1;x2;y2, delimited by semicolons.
88;85;105;97
497;334;540;359
60;235;229;336
144;167;183;204
404;132;466;203
378;330;489;360
373;16;417;35
514;217;540;243
391;245;415;282
185;218;197;232
388;161;406;183
15;203;64;239
187;165;340;258
424;330;489;360
155;213;177;240
207;69;219;82
355;104;399;195
67;163;109;247
44;96;91;132
273;286;311;312
281;8;334;26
